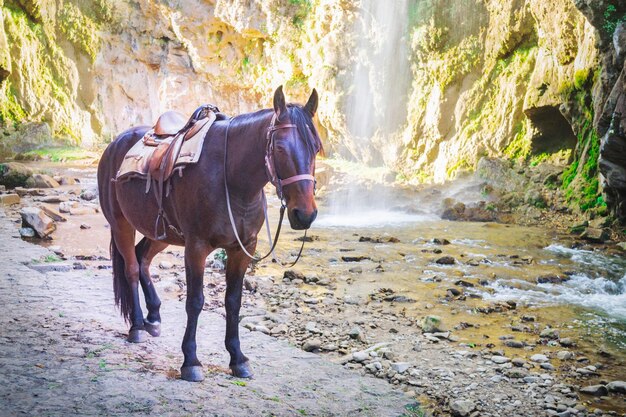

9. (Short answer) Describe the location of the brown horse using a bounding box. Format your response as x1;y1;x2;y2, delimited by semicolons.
97;86;321;381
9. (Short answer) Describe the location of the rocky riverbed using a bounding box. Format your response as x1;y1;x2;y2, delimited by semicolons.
0;160;625;417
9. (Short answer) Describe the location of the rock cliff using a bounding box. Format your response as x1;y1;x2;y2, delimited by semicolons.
0;0;625;220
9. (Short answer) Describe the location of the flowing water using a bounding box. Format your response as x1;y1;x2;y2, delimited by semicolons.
19;159;625;412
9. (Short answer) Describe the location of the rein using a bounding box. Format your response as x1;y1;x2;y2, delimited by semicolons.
223;114;313;265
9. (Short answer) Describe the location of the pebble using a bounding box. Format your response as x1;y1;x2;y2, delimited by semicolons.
80;190;97;201
159;261;173;269
449;399;475;417
504;340;524;348
511;358;526;367
348;327;364;340
391;362;410;374
540;328;559;339
606;380;626;394
556;351;574;361
435;256;456;265
530;354;549;363
491;356;510;364
19;227;35;237
302;339;322;352
421;315;443;333
579;385;608;396
352;351;369;362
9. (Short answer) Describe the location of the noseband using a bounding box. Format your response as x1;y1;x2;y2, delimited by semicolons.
264;114;316;204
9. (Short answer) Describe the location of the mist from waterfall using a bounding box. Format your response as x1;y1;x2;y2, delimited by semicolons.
323;0;415;224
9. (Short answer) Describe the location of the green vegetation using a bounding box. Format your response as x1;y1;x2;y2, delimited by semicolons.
58;2;100;62
401;403;426;417
557;64;605;213
413;21;481;92
503;120;531;160
33;254;63;263
19;147;98;162
231;380;247;387
602;4;626;36
0;81;26;126
289;0;312;28
562;119;604;212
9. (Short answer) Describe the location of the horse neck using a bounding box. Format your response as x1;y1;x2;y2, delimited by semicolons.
226;111;273;202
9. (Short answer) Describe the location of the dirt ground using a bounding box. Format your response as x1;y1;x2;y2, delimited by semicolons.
0;209;416;417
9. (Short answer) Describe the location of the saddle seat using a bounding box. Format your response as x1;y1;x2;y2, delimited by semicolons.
153;111;187;136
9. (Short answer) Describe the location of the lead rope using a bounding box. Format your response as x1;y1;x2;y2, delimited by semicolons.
224;118;287;262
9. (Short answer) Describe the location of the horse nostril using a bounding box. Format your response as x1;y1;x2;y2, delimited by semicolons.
294;208;317;228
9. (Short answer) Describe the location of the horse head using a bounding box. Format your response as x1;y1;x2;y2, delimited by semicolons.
268;86;322;230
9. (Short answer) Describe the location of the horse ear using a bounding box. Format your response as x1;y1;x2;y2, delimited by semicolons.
273;85;287;121
304;88;318;117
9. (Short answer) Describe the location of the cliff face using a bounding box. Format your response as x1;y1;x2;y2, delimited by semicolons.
1;0;625;219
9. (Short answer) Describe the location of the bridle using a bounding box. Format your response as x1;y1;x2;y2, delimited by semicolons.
264;113;316;203
223;113;316;264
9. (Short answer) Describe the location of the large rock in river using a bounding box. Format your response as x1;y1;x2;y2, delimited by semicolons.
0;162;33;188
20;207;56;238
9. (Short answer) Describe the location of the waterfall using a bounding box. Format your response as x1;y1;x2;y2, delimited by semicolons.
342;0;413;166
322;0;414;223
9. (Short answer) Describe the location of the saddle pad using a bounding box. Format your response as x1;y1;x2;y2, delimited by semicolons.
116;111;216;180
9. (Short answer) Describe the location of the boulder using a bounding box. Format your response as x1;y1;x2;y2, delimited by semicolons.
20;207;56;238
0;193;20;205
25;174;59;189
0;162;34;188
580;227;610;243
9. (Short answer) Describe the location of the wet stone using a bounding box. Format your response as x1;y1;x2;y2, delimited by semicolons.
530;354;549;363
435;256;456;265
491;356;510;364
540;328;560;339
504;340;524;348
580;385;608;396
607;381;626;394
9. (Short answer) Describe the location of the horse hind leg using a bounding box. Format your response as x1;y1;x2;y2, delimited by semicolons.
110;221;148;343
135;237;168;337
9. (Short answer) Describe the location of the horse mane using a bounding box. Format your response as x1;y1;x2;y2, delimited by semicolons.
229;105;324;157
286;104;324;157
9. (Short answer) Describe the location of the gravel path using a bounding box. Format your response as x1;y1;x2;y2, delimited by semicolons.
0;209;414;417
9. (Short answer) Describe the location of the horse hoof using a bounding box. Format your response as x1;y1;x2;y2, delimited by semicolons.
230;362;254;378
181;366;204;382
127;329;148;343
143;320;161;337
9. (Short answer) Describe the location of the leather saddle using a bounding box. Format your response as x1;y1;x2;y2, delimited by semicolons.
144;104;221;182
115;104;223;240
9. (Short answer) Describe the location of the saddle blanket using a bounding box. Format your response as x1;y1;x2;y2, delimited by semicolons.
116;110;216;181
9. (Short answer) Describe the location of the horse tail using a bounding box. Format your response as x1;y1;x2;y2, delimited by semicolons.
110;235;132;323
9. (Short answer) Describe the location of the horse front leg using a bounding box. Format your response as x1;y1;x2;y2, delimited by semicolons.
180;241;211;382
224;247;254;378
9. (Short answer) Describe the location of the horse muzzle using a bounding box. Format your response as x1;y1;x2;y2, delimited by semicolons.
288;208;318;230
